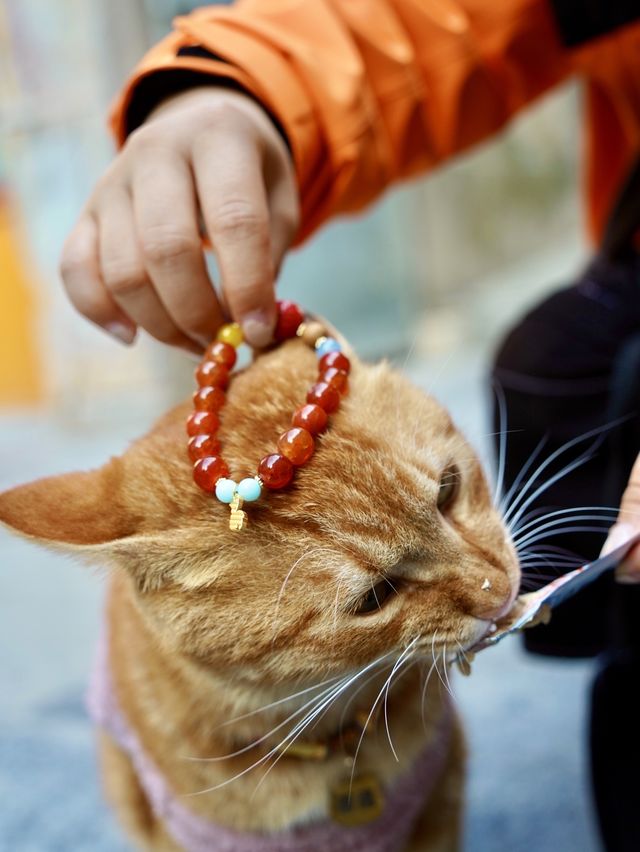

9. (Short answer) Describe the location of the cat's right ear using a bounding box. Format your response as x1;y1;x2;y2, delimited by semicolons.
0;458;135;548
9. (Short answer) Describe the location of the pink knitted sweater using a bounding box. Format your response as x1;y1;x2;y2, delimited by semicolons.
87;631;452;852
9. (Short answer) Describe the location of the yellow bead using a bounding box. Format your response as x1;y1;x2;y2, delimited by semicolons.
217;323;243;348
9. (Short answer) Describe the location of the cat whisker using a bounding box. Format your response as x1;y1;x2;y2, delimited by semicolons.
506;451;597;532
186;655;394;796
498;436;547;516
520;542;585;559
270;547;328;646
518;550;583;563
338;666;391;732
250;652;398;798
350;638;420;786
493;381;508;507
187;677;350;763
519;575;560;589
515;523;612;551
430;633;449;697
382;645;418;762
511;506;619;540
211;673;345;731
502;418;628;528
420;656;439;732
440;645;455;700
331;577;344;638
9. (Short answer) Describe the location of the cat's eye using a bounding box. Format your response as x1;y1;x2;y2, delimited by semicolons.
353;579;396;616
437;466;459;511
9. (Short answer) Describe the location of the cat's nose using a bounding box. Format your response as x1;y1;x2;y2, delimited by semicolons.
469;574;517;621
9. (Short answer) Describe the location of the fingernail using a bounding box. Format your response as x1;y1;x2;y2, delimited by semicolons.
615;558;640;584
242;311;274;349
105;321;136;346
601;523;635;557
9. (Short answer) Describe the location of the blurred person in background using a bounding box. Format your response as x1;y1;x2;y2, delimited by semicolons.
59;2;640;849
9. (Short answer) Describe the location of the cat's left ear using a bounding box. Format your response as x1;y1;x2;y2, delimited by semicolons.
0;458;135;548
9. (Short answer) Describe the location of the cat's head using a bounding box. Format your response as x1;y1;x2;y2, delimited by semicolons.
0;338;519;685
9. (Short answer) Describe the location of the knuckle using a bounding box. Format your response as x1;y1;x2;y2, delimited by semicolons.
126;124;160;154
228;279;272;313
209;200;269;243
175;307;210;336
140;228;199;265
101;259;147;297
65;282;110;323
151;325;186;347
59;232;93;282
59;249;88;282
198;99;250;133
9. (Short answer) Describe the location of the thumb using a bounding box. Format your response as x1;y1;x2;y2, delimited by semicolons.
601;453;640;583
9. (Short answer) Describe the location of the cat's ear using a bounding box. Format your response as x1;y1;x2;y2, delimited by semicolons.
0;456;220;589
0;458;135;547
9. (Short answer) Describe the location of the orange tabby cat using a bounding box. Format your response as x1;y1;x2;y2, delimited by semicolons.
0;337;519;851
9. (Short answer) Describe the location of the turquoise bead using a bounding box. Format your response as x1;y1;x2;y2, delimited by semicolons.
237;477;262;502
315;337;341;358
215;478;237;503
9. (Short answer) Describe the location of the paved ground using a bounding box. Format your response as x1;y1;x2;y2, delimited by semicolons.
0;353;602;851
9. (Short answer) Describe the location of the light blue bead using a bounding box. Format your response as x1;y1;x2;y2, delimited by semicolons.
215;478;237;504
237;477;262;502
315;337;341;358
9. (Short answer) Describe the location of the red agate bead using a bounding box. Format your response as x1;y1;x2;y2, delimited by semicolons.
292;403;328;435
319;351;350;374
193;386;226;413
196;360;230;389
258;453;294;489
275;300;305;341
206;340;237;369
193;456;230;493
307;382;340;413
278;427;315;466
187;411;220;436
321;367;348;395
188;434;221;462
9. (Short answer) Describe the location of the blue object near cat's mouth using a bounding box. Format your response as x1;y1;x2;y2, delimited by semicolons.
472;533;640;653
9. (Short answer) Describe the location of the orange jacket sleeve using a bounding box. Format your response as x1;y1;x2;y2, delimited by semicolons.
109;0;640;245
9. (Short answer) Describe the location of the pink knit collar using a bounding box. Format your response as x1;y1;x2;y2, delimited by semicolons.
87;629;452;852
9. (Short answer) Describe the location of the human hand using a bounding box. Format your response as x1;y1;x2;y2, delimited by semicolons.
60;87;299;351
602;452;640;583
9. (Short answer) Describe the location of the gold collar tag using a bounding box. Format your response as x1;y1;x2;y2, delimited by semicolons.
330;773;384;826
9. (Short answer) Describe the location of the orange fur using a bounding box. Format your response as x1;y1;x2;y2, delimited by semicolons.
0;338;520;850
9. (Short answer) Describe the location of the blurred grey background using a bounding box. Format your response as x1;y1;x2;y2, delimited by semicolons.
1;1;599;850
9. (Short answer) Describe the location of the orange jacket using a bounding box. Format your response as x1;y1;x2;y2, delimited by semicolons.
110;0;640;245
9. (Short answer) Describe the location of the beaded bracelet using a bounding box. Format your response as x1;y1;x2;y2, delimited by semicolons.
186;301;350;530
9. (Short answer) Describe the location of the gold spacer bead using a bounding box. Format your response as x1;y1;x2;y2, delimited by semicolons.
217;322;244;348
301;321;328;348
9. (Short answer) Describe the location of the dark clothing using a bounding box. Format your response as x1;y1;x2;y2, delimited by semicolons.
491;156;640;850
550;0;640;46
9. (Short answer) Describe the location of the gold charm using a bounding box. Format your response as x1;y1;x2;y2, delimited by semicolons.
229;493;247;531
279;740;329;761
330;774;384;827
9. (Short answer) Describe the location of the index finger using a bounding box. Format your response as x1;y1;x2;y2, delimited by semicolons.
192;129;276;348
